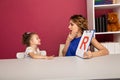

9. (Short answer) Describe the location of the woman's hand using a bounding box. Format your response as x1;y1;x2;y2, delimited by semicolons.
67;31;77;41
83;51;93;59
62;31;78;56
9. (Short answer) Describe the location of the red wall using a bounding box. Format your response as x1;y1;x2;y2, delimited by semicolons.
0;0;87;59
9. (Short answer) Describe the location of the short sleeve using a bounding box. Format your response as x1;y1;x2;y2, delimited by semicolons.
25;47;34;55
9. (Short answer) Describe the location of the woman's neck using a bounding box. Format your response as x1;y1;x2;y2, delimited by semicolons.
76;32;82;38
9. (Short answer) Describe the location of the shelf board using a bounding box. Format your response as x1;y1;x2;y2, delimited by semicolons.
95;31;120;35
95;4;120;9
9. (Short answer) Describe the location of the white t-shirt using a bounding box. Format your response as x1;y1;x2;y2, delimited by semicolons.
25;47;46;58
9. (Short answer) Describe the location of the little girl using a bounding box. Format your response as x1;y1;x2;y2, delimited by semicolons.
22;32;54;59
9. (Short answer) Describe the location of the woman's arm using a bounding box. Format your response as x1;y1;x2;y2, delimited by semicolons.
84;37;109;58
62;37;71;56
91;37;109;57
62;32;77;56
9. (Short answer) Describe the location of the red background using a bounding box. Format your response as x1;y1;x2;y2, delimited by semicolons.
0;0;87;59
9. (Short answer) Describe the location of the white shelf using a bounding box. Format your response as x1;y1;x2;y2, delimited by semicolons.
95;4;120;9
95;31;120;35
87;0;120;42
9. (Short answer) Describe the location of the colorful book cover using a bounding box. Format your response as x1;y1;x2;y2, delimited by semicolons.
95;0;113;5
95;0;105;5
76;30;94;58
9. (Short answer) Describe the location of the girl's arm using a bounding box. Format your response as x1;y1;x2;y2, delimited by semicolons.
29;52;54;59
84;37;109;58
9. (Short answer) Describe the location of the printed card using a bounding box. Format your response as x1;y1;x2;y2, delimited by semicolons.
76;30;94;58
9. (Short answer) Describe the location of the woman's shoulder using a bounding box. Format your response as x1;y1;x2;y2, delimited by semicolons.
72;36;81;42
91;37;98;42
91;37;100;46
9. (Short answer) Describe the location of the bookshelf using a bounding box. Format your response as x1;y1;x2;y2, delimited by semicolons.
95;4;120;9
86;0;120;53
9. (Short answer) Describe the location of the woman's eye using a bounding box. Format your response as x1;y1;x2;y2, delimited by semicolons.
70;23;73;26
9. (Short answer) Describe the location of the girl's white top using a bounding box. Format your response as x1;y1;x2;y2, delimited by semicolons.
25;47;46;58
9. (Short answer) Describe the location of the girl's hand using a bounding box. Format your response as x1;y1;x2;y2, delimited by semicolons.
83;51;93;59
46;55;54;60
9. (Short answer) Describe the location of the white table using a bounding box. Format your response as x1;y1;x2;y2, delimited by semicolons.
0;54;120;80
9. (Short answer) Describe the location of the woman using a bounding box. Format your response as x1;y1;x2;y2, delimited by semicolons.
62;14;109;58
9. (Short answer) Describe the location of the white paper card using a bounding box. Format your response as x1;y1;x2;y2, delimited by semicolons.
76;30;94;58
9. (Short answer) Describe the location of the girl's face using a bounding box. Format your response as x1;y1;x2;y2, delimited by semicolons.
68;20;80;34
30;34;41;46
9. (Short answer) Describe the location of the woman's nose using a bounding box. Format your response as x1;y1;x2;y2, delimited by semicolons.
68;25;71;29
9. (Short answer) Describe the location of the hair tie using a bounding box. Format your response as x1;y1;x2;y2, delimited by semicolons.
26;32;31;34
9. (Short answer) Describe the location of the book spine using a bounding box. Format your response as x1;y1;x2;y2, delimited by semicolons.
99;17;103;32
95;18;98;32
95;0;105;5
104;0;113;4
95;0;113;5
102;15;107;32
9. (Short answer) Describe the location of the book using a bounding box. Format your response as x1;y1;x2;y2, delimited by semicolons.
95;17;99;32
95;14;107;32
104;0;113;4
76;30;94;58
95;0;113;5
101;14;107;32
95;0;105;5
99;17;103;32
95;17;102;32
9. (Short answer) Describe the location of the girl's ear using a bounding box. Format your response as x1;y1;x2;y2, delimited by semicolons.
29;39;33;45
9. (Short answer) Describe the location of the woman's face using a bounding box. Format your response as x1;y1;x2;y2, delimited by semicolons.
68;20;80;34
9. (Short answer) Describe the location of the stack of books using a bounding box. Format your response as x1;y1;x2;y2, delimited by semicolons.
95;0;116;5
95;14;107;32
